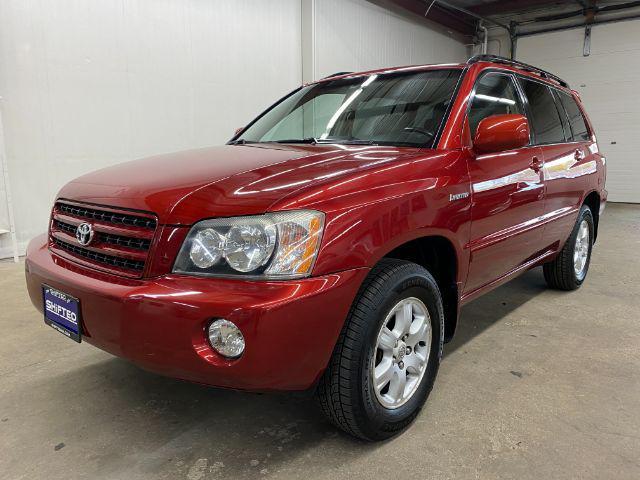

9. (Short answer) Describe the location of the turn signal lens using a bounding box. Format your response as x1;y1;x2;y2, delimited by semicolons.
266;213;323;277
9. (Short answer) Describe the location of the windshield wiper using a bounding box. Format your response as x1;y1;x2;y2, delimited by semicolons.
271;138;381;146
330;139;379;145
269;137;320;144
236;137;380;146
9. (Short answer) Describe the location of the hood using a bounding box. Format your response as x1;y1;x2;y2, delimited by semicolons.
58;144;424;225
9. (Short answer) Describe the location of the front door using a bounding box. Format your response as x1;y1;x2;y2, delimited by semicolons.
464;71;546;293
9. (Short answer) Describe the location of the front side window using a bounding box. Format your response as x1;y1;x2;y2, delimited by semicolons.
468;72;525;138
557;91;590;141
520;78;566;145
235;69;462;148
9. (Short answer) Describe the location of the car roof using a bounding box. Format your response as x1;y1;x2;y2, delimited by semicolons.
310;63;467;85
313;56;573;95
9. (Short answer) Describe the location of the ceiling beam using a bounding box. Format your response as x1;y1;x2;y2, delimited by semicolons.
437;0;511;30
385;0;477;36
468;0;568;16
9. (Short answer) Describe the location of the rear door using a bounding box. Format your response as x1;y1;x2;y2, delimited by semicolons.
545;89;599;247
464;71;545;293
518;77;594;250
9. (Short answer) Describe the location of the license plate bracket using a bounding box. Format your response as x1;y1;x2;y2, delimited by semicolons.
42;284;82;343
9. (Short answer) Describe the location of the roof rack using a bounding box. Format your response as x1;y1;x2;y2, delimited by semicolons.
467;54;569;89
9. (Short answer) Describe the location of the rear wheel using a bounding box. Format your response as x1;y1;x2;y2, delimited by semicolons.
316;258;444;441
543;205;594;290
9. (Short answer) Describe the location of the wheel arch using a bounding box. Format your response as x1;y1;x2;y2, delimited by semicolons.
583;190;601;242
380;234;461;343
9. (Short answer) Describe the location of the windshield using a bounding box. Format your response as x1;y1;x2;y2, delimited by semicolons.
234;68;462;148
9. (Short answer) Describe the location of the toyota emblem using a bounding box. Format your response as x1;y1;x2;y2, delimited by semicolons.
75;223;94;246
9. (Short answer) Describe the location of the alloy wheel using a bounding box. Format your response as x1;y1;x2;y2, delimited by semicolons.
371;297;432;409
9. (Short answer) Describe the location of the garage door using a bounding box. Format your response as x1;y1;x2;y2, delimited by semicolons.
517;20;640;203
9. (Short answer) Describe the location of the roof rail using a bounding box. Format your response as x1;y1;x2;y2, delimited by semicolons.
322;71;353;79
467;54;569;89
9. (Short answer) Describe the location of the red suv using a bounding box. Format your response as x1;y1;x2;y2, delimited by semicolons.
25;55;606;441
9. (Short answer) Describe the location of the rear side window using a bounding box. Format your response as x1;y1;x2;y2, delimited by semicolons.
468;73;525;138
520;78;565;145
557;91;591;141
552;90;572;140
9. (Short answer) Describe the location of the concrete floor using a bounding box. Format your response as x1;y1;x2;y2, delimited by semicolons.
1;203;639;480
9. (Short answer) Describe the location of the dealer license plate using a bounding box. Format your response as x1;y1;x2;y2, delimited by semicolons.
42;285;82;343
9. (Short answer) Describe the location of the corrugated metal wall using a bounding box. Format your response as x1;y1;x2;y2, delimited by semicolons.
0;0;467;258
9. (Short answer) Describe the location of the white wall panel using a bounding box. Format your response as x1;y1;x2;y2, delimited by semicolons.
0;143;9;234
314;0;468;78
516;20;640;203
0;0;302;256
0;0;468;258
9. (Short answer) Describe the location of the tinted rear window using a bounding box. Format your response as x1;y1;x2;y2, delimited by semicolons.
521;78;565;145
558;91;590;141
553;90;572;140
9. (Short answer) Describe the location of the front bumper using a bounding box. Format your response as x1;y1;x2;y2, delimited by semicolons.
25;234;368;391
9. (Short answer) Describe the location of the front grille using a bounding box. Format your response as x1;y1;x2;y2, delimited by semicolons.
99;232;151;250
57;202;156;230
54;220;151;251
53;238;146;272
55;220;76;235
49;201;158;278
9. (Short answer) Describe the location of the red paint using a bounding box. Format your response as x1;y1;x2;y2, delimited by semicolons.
25;58;606;391
473;114;530;154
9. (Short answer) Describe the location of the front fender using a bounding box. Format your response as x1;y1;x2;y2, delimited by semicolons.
269;150;472;282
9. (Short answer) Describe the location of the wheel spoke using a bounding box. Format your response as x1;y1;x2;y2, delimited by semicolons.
394;302;413;335
378;327;397;351
387;367;407;403
406;315;429;347
403;352;425;374
374;357;394;392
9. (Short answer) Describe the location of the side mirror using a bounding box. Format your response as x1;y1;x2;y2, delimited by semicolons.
473;114;530;154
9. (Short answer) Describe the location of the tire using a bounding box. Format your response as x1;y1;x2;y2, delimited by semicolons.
543;205;595;291
316;258;444;441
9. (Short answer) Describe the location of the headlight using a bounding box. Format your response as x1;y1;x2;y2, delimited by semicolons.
173;210;324;278
189;228;225;269
224;223;276;272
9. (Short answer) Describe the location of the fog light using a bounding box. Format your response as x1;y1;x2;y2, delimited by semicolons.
207;319;245;358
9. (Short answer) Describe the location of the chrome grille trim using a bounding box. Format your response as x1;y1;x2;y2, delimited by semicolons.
53;238;146;272
57;203;156;230
49;201;158;278
54;220;151;250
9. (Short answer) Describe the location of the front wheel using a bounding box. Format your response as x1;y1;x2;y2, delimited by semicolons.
543;205;595;290
316;259;444;441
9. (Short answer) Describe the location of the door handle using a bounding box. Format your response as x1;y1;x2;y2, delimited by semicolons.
529;156;543;173
574;149;586;161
